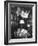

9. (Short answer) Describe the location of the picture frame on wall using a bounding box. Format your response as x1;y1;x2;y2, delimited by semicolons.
4;1;37;45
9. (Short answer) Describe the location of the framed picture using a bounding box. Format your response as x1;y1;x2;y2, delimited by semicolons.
4;1;37;45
